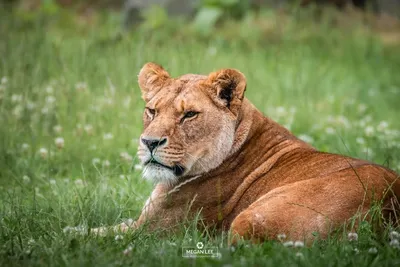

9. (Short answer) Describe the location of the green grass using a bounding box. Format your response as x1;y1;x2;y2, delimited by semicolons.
0;7;400;267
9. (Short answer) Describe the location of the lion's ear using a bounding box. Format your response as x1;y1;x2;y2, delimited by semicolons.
207;69;247;115
138;62;170;101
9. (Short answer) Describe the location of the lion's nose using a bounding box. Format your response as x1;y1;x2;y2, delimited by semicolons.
141;137;167;152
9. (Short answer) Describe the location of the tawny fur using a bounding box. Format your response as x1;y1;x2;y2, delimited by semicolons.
93;63;400;243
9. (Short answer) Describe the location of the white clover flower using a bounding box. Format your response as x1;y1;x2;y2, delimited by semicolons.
295;252;304;259
358;120;366;128
119;175;126;179
45;95;56;105
101;183;108;191
49;179;56;185
368;247;378;254
390;239;400;248
294;241;304;248
368;89;377;96
119;123;129;129
104;98;113;106
364;115;373;122
22;175;31;183
55;137;65;149
26;101;36;110
92;158;101;165
74;179;85;187
283;241;294;247
75;82;87;92
123;97;131;108
325;127;335;135
377;121;389;132
277;233;287;241
362;147;374;157
1;77;8;84
75;123;83;136
358;104;367;113
389;86;400;94
84;124;93;135
102;160;111;167
103;133;113;140
276;106;287;117
356;137;365;145
347;232;358;241
12;105;23;118
45;86;53;94
389;231;400;240
53;125;62;133
21;143;30;151
207;46;217;56
115;235;124;241
365;126;374;137
90;104;101;113
337;115;350;129
39;148;48;159
134;164;143;171
328;95;336;103
11;94;23;103
41;107;49;115
123;245;133;255
298;134;314;144
120;152;133;163
120;152;128;159
326;115;335;123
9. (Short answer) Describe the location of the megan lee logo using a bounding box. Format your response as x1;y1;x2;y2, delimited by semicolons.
181;241;220;258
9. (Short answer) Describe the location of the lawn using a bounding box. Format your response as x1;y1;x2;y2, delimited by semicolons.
0;7;400;267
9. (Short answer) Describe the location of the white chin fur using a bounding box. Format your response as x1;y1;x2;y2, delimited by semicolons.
142;165;178;185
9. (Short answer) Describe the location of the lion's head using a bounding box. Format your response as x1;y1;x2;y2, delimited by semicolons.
137;62;247;185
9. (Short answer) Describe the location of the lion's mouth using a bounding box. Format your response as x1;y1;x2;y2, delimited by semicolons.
145;159;186;176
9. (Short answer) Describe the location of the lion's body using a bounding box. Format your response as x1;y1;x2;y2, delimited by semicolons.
93;63;400;242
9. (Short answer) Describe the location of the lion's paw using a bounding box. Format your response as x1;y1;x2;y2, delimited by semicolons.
63;225;88;236
90;226;108;236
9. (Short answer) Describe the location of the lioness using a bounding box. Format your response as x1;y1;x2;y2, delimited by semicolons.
94;62;400;243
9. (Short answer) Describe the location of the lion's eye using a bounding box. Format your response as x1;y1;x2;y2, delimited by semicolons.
181;111;199;123
146;108;156;118
184;111;198;119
